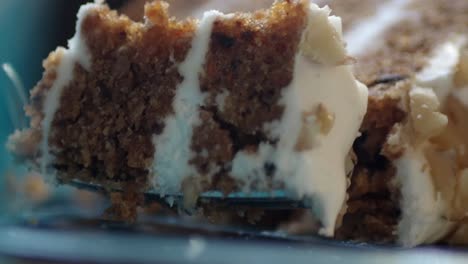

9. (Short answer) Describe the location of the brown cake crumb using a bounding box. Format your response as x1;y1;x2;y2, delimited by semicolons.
336;81;408;243
105;185;144;222
41;3;195;189
190;110;233;177
10;0;312;223
191;0;307;188
201;1;306;134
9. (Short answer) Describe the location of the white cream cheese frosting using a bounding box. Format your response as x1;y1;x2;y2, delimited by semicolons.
151;11;223;195
385;35;468;246
40;3;95;177
277;55;367;236
392;142;454;247
386;87;452;247
230;4;368;236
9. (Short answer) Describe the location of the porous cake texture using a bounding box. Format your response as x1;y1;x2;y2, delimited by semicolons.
10;0;468;247
9;0;367;237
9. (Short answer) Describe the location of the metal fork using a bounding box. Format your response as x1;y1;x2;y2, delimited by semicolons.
69;180;308;209
2;63;308;209
3;63;28;130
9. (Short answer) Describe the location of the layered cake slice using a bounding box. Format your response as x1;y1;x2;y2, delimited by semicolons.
8;1;367;236
10;0;468;247
325;0;468;246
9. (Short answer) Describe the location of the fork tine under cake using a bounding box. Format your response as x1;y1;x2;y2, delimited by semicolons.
8;0;468;247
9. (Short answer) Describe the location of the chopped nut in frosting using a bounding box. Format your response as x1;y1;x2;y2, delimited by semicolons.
316;103;336;135
409;87;448;144
300;7;348;65
295;109;321;151
295;104;336;151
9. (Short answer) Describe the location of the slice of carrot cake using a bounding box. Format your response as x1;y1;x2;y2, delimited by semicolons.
8;0;368;237
10;0;468;247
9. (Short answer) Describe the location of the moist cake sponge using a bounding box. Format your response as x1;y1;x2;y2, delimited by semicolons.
8;0;368;236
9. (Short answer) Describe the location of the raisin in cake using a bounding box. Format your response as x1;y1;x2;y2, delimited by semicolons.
8;0;367;237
